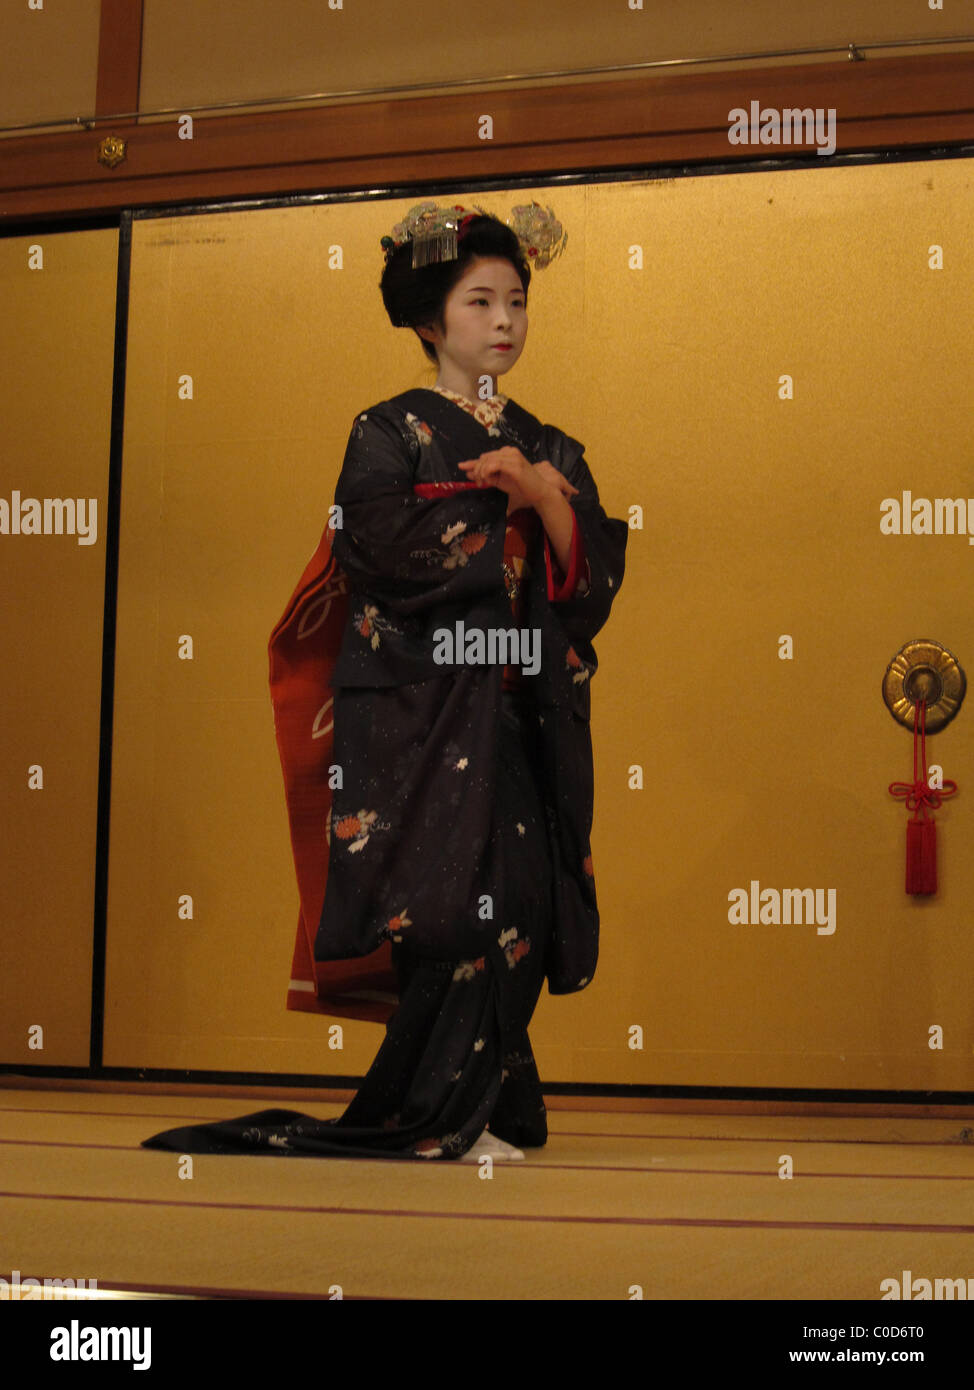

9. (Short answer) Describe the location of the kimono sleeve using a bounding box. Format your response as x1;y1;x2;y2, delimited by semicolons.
330;405;508;615
538;424;629;658
544;512;586;602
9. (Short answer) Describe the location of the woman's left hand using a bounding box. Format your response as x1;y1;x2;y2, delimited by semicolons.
459;448;573;516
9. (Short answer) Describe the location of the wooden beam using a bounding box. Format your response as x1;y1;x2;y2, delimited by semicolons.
1;50;973;224
94;0;144;120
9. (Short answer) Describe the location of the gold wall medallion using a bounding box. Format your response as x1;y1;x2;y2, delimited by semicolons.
882;639;966;732
97;136;127;169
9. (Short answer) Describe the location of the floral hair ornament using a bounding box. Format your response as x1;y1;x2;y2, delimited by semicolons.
380;199;567;271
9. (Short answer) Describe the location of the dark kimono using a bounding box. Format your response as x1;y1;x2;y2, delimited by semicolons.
143;387;628;1160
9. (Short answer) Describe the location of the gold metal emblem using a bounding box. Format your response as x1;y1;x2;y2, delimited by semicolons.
97;135;127;169
882;639;966;732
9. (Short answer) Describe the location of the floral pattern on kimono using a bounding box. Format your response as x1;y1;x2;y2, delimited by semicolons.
317;386;628;993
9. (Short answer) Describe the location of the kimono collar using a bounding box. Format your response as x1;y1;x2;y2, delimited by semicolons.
432;384;509;432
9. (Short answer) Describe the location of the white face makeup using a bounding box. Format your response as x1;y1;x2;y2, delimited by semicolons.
419;256;528;400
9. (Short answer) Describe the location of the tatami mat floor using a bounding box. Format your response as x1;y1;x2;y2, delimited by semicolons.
1;1088;972;1300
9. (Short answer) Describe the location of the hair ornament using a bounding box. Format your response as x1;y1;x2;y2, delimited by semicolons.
380;199;567;271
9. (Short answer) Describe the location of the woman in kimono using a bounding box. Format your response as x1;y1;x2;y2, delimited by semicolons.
143;201;628;1163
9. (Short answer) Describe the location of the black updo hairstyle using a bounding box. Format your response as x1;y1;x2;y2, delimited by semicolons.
380;214;531;365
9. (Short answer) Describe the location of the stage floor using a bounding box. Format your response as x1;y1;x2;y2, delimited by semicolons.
1;1087;972;1300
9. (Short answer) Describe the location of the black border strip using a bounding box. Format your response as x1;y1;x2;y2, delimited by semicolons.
1;1063;973;1106
88;210;132;1069
3;148;974;1104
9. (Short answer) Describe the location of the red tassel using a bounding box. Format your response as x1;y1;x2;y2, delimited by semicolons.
905;818;937;895
889;699;957;898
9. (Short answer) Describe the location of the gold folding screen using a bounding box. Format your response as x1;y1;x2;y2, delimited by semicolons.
3;164;972;1088
0;226;118;1066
